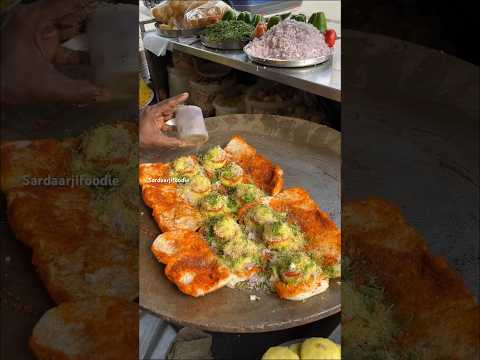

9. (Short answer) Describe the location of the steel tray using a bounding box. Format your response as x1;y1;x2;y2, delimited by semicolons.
244;46;332;68
155;22;203;38
200;35;250;50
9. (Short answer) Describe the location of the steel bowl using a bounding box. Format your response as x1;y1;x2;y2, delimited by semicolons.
200;34;251;50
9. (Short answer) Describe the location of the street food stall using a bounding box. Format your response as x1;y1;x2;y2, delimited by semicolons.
138;1;342;358
139;0;341;126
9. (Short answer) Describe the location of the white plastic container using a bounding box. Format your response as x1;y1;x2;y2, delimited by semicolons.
87;4;139;99
175;105;209;145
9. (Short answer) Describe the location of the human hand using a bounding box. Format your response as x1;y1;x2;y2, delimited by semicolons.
0;0;110;104
139;92;190;149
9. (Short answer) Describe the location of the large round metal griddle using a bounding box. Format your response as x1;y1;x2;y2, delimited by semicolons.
342;30;478;296
139;114;341;333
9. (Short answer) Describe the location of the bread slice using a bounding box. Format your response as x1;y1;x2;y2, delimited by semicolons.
342;198;427;254
152;230;232;297
165;254;232;297
140;161;203;232
30;298;138;360
1;139;73;193
7;186;91;248
32;228;138;303
138;162;171;188
224;135;283;195
7;186;138;303
269;188;341;268
143;185;203;232
151;230;212;265
275;275;329;301
343;198;479;359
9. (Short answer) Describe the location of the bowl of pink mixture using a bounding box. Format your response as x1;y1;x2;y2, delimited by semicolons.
244;20;333;67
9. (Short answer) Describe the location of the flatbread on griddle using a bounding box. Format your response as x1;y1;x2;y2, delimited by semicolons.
7;186;90;248
1;124;140;360
1;139;74;193
224;135;284;195
235;189;338;300
141;139;337;301
145;185;203;232
33;229;138;303
151;230;212;265
30;298;138;360
6;186;138;303
139;162;171;188
139;162;203;232
152;230;232;297
274;275;329;301
269;188;341;267
343;198;479;359
165;254;232;298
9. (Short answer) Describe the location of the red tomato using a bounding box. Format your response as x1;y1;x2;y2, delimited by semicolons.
282;271;301;278
324;29;337;48
254;22;268;38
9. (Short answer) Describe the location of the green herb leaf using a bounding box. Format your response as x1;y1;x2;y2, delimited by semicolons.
202;20;254;42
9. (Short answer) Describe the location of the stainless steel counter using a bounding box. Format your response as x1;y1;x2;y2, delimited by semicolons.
167;39;341;101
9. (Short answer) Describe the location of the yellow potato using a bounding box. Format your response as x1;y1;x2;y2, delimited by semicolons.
300;338;341;360
289;343;301;355
262;346;300;360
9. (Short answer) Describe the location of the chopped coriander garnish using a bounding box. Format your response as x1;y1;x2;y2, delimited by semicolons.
202;20;254;42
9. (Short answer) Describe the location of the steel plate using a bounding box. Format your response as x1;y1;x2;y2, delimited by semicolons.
200;35;250;50
244;46;332;68
155;23;203;38
139;114;341;333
